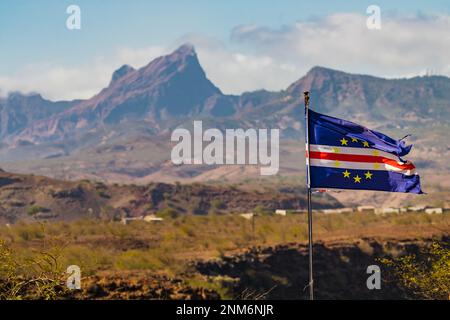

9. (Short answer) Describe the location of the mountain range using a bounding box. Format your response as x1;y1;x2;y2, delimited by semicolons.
2;44;450;142
0;44;449;198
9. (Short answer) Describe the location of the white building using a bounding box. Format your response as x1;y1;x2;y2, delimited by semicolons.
240;213;254;220
375;207;400;215
408;206;426;212
357;206;375;213
290;210;307;214
120;216;143;225
322;209;341;215
121;215;164;224
143;215;164;222
425;208;443;214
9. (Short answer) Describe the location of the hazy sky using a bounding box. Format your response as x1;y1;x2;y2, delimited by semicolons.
1;0;449;99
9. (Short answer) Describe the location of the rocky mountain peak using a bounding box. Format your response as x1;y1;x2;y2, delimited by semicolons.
139;43;203;77
109;64;135;85
172;43;196;57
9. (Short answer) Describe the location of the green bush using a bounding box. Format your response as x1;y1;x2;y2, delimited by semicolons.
96;190;111;199
27;205;48;216
211;199;226;210
380;242;450;300
157;208;179;219
0;240;67;299
114;250;163;271
253;205;271;216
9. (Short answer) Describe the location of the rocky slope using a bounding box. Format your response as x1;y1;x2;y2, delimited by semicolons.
65;237;447;300
6;45;237;144
0;93;77;140
67;272;220;300
195;238;447;299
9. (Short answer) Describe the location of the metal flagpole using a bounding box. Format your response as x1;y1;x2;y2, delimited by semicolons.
303;91;314;300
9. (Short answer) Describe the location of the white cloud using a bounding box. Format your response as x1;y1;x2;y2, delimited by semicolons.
0;35;301;99
169;34;302;94
0;46;168;101
231;13;450;79
195;43;301;94
1;13;449;100
116;46;167;67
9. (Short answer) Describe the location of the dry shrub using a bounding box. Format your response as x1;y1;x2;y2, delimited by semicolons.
0;240;67;299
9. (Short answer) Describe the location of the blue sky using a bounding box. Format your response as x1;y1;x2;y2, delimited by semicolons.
1;0;449;99
1;0;449;72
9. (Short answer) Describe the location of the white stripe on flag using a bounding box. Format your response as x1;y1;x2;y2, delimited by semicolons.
309;144;405;164
309;158;417;176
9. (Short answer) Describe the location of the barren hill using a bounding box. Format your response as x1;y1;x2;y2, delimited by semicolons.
0;169;340;223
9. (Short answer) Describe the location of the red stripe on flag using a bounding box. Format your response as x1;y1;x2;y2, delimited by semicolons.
307;151;415;170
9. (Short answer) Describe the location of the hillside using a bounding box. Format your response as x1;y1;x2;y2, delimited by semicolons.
0;93;78;140
0;169;339;224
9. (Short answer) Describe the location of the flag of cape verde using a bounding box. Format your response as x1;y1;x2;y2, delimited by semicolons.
307;109;423;194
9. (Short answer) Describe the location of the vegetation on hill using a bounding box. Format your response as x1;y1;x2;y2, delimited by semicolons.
0;211;448;299
0;239;67;299
381;242;450;300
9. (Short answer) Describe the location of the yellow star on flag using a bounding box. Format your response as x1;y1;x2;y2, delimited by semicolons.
373;163;381;169
335;160;341;167
340;138;348;146
372;150;379;156
354;175;362;183
343;170;351;178
362;141;370;147
364;171;373;179
332;147;340;153
351;138;358;142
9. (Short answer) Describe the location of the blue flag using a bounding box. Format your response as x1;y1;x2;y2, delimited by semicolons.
307;109;423;194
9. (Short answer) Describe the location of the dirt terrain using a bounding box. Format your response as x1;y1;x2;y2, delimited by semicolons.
63;237;448;300
194;238;440;299
67;272;220;300
1;209;447;300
